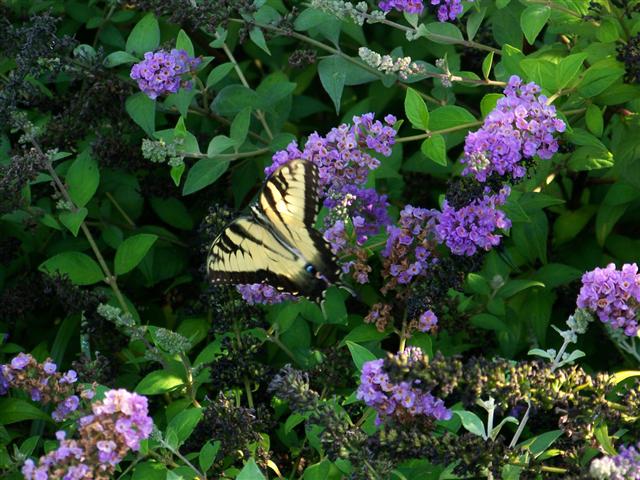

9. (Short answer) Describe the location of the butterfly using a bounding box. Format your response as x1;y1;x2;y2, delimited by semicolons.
207;159;341;300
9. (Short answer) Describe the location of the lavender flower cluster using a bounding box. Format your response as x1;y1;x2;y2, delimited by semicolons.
382;205;438;293
378;0;466;22
462;76;566;182
235;283;296;306
237;113;397;304
590;442;640;479
577;263;640;336
435;186;512;256
0;353;80;421
22;389;153;479
130;49;200;100
357;347;451;424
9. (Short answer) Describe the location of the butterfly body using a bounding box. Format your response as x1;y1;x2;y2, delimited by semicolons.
207;160;340;299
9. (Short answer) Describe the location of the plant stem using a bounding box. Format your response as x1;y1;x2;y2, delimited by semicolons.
106;192;136;228
184;146;271;160
396;120;484;143
160;437;207;480
220;40;274;140
508;401;531;448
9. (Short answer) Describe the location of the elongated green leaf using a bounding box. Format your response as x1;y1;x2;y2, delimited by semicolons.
237;458;267;480
40;252;104;285
135;370;183;395
115;233;158;275
404;88;429;131
520;5;550;44
126;13;160;55
346;341;377;371
182;159;230;195
126;92;156;136
66;151;99;207
318;57;346;114
0;399;51;424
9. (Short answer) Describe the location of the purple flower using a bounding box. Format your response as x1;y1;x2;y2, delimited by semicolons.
590;442;640;479
379;0;425;15
235;283;298;305
357;347;451;424
435;186;511;256
379;0;467;21
418;310;438;332
11;352;32;370
60;370;77;384
577;263;640;336
43;361;57;375
462;76;566;182
130;49;201;100
52;395;80;422
0;368;8;395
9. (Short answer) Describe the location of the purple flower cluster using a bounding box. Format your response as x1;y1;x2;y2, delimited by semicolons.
435;186;511;256
590;442;640;479
130;49;200;100
418;309;438;332
1;353;80;421
357;347;451;424
379;0;424;15
23;389;153;479
382;205;438;294
241;113;397;304
236;283;297;305
378;0;466;22
462;76;566;182
577;263;640;336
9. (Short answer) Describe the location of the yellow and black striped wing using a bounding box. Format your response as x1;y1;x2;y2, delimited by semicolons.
258;160;339;284
206;217;325;296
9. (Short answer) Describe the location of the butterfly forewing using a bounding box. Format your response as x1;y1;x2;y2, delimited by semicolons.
207;217;313;294
258;160;340;284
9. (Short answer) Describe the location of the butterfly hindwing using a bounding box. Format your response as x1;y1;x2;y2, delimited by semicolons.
258;160;340;284
207;217;324;295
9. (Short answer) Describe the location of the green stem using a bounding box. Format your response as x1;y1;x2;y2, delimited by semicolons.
106;191;136;228
159;437;207;480
184;146;271;160
180;352;201;408
396;120;484;143
220;40;274;140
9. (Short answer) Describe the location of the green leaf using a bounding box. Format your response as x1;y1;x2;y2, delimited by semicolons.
126;92;156;136
66;151;100;207
103;50;139;68
318;57;347;114
611;370;640;385
249;27;270;55
171;164;185;186
114;233;158;275
0;399;51;425
59;208;88;237
577;58;625;98
594;425;617;456
346;341;377;371
420;134;447;166
175;29;194;56
568;146;614;171
167;408;203;446
135;370;184;395
521;430;563;457
470;313;508;332
466;7;486;41
182;159;230;195
498;279;545;298
556;53;587;90
596;204;627;246
199;441;221;473
230;107;252;147
149;197;193;230
404;88;429;131
585;104;603;137
321;287;348;324
520;5;550;45
211;85;259;116
467;273;491;295
206;62;235;88
480;93;503;118
453;410;486;438
553;205;596;244
40;252;104;285
125;13;160;56
237;458;267;480
420;22;464;44
132;462;168;480
207;135;236;155
482;51;494;80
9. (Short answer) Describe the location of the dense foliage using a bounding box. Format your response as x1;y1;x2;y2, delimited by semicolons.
2;0;640;478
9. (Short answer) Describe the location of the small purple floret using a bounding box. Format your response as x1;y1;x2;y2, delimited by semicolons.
130;49;201;100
